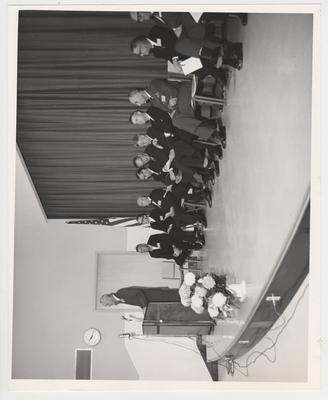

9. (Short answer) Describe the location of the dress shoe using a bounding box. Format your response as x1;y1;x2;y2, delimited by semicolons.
218;126;226;149
234;43;243;59
209;168;216;185
203;173;215;187
218;126;226;141
195;222;206;232
214;160;220;176
216;117;224;128
193;240;204;250
200;47;222;67
204;190;212;208
215;145;223;159
235;58;243;70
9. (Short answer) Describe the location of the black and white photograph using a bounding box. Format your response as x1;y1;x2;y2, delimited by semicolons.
5;4;320;389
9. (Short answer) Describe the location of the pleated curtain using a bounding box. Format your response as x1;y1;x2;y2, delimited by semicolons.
16;11;166;218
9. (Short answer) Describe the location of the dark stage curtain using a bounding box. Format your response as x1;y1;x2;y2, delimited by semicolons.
16;11;166;218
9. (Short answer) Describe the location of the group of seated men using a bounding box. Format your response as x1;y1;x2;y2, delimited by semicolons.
127;11;247;267
130;105;223;266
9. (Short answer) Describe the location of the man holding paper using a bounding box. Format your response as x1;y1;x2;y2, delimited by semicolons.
130;25;243;72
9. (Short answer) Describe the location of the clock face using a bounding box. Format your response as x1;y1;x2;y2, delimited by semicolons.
83;328;101;346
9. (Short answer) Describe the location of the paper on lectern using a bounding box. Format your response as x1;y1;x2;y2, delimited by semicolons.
180;57;203;75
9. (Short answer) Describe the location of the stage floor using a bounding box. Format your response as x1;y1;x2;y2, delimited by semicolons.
198;13;313;360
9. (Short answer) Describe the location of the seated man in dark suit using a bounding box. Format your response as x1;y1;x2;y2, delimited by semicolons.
128;79;179;113
129;80;225;143
130;106;172;132
137;188;207;227
136;212;205;246
130;25;184;72
134;128;193;150
137;211;176;233
136;233;194;266
100;286;180;309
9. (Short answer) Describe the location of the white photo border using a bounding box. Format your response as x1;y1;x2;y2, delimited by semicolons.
2;1;322;395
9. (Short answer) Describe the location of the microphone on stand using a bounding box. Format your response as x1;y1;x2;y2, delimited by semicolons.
119;332;136;339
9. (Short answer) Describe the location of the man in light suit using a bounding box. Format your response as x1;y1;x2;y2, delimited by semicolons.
129;79;224;142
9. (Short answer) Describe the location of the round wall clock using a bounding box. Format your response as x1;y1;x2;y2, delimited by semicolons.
83;328;101;346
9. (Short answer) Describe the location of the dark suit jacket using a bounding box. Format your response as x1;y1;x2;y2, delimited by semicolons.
146;106;173;133
148;25;183;62
145;144;169;164
146;160;176;185
147;125;196;149
146;142;199;183
149;188;179;213
171;183;204;203
146;107;197;148
115;287;148;308
151;12;183;30
149;209;176;232
148;233;174;259
151;12;206;40
115;286;180;308
148;233;191;266
149;188;205;228
148;79;194;120
148;79;180;113
149;210;196;248
146;126;175;149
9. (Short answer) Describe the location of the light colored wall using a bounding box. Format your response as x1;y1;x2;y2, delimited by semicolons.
122;311;211;381
12;154;187;380
96;253;179;311
12;154;139;380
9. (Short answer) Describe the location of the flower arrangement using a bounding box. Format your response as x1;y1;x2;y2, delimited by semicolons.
179;272;245;320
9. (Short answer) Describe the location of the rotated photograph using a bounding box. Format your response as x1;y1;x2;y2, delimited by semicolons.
11;9;313;383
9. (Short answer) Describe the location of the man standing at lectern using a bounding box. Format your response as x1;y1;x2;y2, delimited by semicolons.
100;287;180;310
